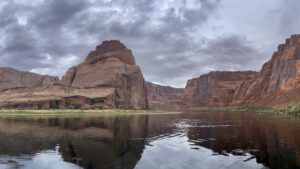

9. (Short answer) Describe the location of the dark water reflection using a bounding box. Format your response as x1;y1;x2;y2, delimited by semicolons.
0;112;299;169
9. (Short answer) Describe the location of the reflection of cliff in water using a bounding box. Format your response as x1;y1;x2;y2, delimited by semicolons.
0;115;149;169
182;112;300;169
138;112;300;169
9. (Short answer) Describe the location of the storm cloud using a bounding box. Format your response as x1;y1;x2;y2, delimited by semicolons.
0;0;299;87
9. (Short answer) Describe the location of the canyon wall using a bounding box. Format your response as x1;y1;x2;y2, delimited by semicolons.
184;71;257;107
0;67;59;91
233;34;300;106
146;82;184;110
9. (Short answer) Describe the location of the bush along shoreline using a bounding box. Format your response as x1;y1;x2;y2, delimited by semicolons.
275;104;300;116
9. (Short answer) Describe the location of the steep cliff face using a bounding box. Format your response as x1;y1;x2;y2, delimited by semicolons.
146;82;184;110
184;71;257;107
0;40;148;109
61;40;148;109
0;67;59;91
233;34;300;106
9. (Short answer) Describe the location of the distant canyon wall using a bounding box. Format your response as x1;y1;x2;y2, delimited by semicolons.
146;82;184;110
184;71;257;108
0;67;59;91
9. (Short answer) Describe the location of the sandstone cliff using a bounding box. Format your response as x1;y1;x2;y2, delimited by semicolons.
233;34;300;106
146;82;184;110
184;71;257;107
61;40;148;109
0;40;148;109
0;67;59;91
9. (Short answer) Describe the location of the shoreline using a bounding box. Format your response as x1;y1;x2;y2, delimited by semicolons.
0;109;182;117
186;107;275;113
0;104;299;117
186;105;300;116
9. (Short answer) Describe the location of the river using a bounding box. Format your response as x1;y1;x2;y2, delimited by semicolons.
0;111;299;169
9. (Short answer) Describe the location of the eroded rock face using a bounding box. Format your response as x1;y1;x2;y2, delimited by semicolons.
0;40;148;109
233;34;300;106
0;67;59;91
60;66;77;86
0;84;117;109
184;71;257;107
146;82;184;110
61;40;148;109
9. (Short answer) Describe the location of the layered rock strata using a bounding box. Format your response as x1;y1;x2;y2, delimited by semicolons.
0;67;59;91
146;82;184;110
184;71;257;107
61;40;148;109
233;34;300;106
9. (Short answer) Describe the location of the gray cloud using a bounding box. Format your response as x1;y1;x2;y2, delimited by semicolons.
0;0;299;87
277;0;300;35
199;35;264;71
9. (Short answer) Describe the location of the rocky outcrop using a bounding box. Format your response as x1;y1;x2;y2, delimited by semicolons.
233;34;300;106
0;40;148;109
61;40;148;109
184;71;258;107
0;67;59;91
146;82;184;110
60;66;77;86
0;85;116;109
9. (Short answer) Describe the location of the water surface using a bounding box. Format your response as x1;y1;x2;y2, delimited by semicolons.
0;111;299;169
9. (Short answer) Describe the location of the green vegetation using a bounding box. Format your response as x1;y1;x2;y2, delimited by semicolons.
1;104;300;117
0;109;181;117
275;103;300;115
187;107;275;113
188;104;300;116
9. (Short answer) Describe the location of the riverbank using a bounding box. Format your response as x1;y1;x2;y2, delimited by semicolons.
0;109;181;117
274;104;300;116
187;107;275;113
187;104;300;116
1;104;300;117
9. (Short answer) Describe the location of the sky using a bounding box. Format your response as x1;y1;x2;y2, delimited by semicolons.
0;0;300;87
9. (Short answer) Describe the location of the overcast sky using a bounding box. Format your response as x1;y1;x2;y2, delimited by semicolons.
0;0;300;87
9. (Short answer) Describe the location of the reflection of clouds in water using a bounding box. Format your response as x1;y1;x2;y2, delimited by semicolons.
175;122;236;128
136;134;268;169
172;119;236;129
0;146;82;169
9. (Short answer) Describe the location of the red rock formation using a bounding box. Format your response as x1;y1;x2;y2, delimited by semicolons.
60;66;77;86
0;40;148;109
61;40;148;109
146;82;184;110
233;34;300;106
184;71;257;107
0;67;59;91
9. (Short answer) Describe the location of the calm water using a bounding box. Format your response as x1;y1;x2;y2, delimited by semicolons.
0;112;299;169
